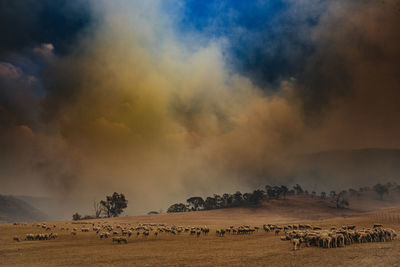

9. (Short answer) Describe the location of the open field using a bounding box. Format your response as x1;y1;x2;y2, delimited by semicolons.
1;197;400;267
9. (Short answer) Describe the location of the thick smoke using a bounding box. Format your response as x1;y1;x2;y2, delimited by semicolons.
1;0;400;216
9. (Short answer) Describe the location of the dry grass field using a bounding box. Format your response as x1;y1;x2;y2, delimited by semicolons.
1;196;400;267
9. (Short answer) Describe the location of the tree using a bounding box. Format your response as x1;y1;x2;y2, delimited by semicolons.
72;212;81;221
186;197;205;211
266;185;282;200
214;194;224;208
320;192;326;199
280;185;289;199
167;203;188;213
333;191;349;209
242;193;252;203
222;193;233;207
330;190;349;209
233;191;243;205
100;192;128;218
93;200;102;218
148;211;159;215
329;191;336;198
373;183;389;200
204;197;216;210
293;184;304;195
249;189;265;204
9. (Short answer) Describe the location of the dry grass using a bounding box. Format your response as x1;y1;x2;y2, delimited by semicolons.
1;197;400;266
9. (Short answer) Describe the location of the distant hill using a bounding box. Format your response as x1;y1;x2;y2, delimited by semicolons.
0;195;48;223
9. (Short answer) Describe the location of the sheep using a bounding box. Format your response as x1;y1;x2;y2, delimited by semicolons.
112;237;128;244
100;232;110;239
25;234;35;241
49;233;58;239
218;229;226;237
292;238;300;250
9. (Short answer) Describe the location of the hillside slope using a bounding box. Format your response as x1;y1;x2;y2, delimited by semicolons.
0;195;48;223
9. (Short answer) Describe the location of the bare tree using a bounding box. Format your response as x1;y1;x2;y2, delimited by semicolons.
93;200;102;218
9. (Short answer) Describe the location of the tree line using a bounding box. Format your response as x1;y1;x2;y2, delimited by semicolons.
167;182;398;213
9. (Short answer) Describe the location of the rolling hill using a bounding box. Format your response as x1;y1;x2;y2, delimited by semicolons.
0;195;48;223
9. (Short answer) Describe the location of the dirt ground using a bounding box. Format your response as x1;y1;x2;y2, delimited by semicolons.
1;197;400;266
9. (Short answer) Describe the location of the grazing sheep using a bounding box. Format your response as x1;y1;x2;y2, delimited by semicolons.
25;234;35;241
292;238;300;250
49;233;58;239
112;237;127;244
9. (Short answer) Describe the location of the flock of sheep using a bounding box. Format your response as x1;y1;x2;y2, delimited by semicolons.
12;221;397;251
13;223;59;242
89;223;211;241
265;223;397;250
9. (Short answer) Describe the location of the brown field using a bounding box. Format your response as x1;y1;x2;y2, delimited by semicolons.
1;196;400;267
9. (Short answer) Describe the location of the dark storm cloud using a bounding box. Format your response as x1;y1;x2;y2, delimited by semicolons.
0;0;90;57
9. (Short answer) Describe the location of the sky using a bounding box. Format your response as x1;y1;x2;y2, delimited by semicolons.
1;0;400;216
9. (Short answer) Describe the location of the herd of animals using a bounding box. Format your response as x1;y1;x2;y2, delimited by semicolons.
264;223;397;250
11;221;397;250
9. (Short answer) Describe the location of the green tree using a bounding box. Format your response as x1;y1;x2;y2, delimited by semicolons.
186;197;205;211
167;203;188;213
233;191;243;205
100;192;128;217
